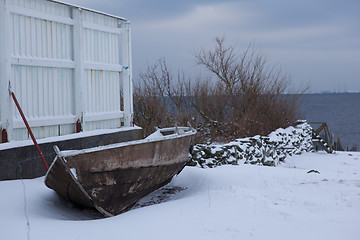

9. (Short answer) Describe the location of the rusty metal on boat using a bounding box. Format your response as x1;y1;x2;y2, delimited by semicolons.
44;127;196;217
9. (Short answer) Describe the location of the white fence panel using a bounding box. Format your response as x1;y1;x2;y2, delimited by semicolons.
81;10;123;131
0;0;133;142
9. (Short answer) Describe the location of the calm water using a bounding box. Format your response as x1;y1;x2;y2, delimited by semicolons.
300;93;360;150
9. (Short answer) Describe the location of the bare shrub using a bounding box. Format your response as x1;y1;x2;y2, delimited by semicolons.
190;37;303;142
133;59;197;137
134;38;304;142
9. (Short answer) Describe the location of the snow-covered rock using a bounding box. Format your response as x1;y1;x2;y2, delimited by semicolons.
190;122;314;168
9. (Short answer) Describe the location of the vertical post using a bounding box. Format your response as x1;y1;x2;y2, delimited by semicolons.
121;21;133;127
73;8;85;132
0;0;5;134
0;0;13;141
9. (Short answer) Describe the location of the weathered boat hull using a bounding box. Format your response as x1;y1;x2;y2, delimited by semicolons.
45;127;196;216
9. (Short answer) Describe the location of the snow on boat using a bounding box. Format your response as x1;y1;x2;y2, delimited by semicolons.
45;127;196;217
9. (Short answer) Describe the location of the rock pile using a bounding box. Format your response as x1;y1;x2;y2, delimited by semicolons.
189;122;314;168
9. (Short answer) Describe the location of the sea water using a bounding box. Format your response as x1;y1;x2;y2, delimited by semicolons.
300;93;360;150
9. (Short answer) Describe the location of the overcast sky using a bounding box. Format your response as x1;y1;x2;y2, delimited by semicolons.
65;0;360;93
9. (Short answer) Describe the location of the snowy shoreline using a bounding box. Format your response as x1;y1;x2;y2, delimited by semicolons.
1;151;360;240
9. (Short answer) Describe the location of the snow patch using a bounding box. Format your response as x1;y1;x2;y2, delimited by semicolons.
69;168;77;180
0;126;142;151
1;151;360;240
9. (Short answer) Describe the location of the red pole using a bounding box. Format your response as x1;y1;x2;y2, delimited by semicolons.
10;91;49;171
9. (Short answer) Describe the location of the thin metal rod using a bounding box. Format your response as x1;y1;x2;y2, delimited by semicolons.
10;91;49;171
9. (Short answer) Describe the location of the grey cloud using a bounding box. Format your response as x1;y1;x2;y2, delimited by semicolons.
64;0;360;92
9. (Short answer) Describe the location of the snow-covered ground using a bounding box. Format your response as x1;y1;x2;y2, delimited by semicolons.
1;151;360;240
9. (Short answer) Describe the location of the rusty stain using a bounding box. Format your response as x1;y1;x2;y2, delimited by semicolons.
76;119;82;133
91;69;94;86
1;129;8;143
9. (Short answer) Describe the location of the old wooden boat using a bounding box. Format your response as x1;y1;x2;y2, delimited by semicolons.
45;126;196;217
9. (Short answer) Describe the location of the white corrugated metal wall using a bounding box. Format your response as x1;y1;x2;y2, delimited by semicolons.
0;0;133;142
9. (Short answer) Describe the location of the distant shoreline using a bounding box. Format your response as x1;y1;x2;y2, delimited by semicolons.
304;91;360;95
